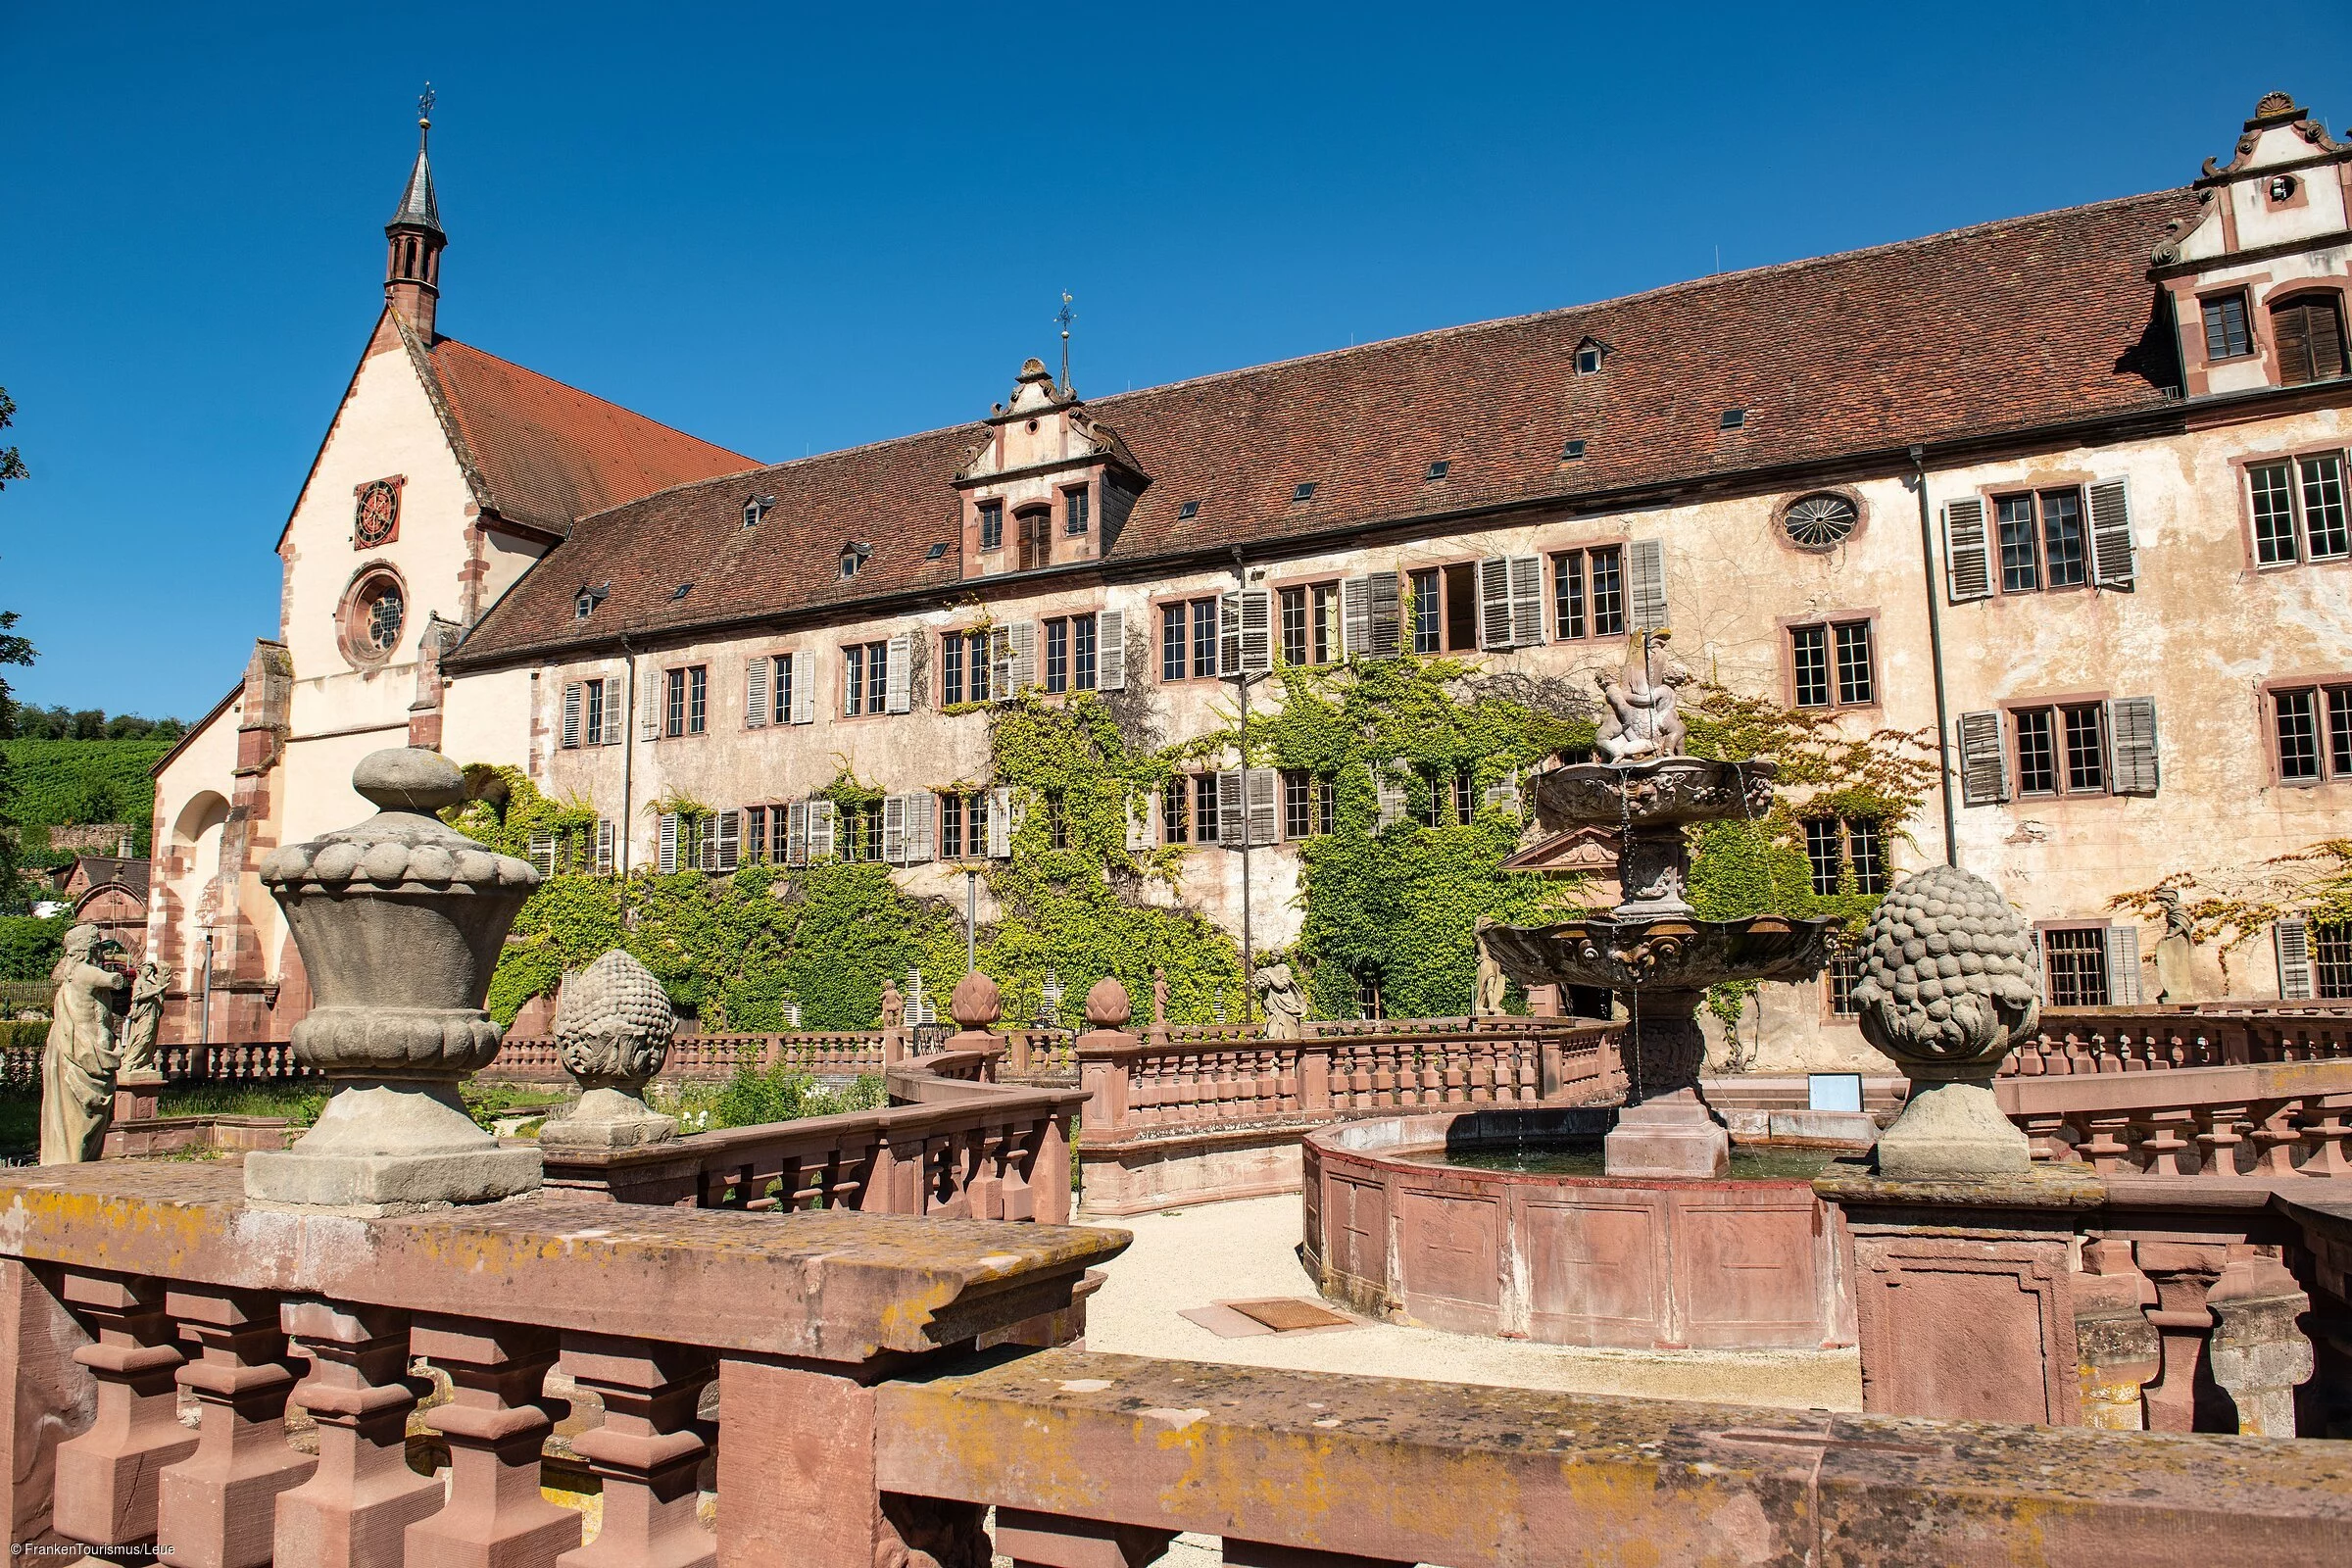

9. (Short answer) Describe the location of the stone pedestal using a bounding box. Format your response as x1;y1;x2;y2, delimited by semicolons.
1817;1165;2103;1424
1604;990;1728;1179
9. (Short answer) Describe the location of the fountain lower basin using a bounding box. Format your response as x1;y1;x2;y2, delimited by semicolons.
1303;1106;1864;1350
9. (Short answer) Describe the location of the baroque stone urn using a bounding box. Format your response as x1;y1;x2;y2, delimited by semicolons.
1849;863;2042;1178
244;749;543;1211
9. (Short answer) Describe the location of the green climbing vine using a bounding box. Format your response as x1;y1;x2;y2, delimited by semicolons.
2108;838;2352;990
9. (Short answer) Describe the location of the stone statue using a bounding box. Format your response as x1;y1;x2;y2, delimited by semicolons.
2151;888;2199;1004
1849;864;2041;1177
120;958;168;1084
40;925;129;1165
1473;919;1508;1017
1593;632;1693;763
879;979;905;1031
538;950;678;1152
1254;961;1305;1041
1151;966;1169;1025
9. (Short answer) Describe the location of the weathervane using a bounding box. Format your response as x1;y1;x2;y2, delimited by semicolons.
1055;291;1076;393
418;81;436;131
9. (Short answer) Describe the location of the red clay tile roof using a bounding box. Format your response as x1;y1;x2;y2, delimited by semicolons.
451;187;2204;667
416;334;758;535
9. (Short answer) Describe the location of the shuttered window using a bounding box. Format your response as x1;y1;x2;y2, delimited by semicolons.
1589;546;1627;636
2245;450;2350;566
1956;710;2011;806
978;500;1003;552
2271;681;2352;783
1626;539;1667;632
743;660;768;729
561;684;583;749
1219;589;1273;675
2277;918;2314;1000
842;641;888;715
1016;506;1051;570
1097;609;1125;690
1942;499;1991;602
884;632;911;713
2270;292;2348;387
1064;485;1091;536
1473;557;1545;650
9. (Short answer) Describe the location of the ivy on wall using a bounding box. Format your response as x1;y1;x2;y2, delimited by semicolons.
2109;838;2352;990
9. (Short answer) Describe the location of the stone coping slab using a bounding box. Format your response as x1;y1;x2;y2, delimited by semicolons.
876;1348;2352;1566
0;1160;1125;1363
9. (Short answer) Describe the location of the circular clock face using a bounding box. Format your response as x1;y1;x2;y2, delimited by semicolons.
355;479;400;548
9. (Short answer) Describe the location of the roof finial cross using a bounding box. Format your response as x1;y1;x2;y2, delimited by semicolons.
417;82;436;133
1055;291;1076;394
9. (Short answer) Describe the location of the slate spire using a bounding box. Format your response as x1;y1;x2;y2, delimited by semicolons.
384;84;447;338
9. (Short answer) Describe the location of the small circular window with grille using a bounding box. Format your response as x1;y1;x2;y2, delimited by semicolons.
1783;493;1859;551
337;566;409;668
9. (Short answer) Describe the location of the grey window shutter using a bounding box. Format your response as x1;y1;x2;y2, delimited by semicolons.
1247;767;1280;847
641;670;663;741
2087;478;2136;589
808;799;837;861
1943;499;1992;602
787;652;813;724
528;829;557;878
604;670;626;745
1367;571;1402;658
1507;556;1545;648
1477;557;1514;649
1627;539;1668;631
715;809;741;872
885;632;912;713
1006;623;1037;693
2277;918;2314;1000
2104;924;2141;1004
1216;769;1247;848
658;812;679;874
990;628;1012;698
2108;698;2160;795
744;659;768;728
1218;593;1242;676
699;814;717;870
1374;760;1407;830
1097;608;1126;691
596;819;615;876
785;801;809;867
1343;576;1373;658
902;794;935;864
1239;589;1273;674
882;794;907;863
988;787;1012;858
1124;793;1150;853
561;684;582;749
1957;710;2011;806
1483;780;1523;814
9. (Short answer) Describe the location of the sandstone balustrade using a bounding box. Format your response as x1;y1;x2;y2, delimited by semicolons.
1994;1054;2352;1177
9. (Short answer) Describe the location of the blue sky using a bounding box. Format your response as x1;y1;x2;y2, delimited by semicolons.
4;2;2346;718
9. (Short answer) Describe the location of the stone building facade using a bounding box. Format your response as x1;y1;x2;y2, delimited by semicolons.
150;93;2352;1049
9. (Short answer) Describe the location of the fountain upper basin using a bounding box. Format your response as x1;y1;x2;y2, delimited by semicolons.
1484;912;1837;993
1535;756;1778;831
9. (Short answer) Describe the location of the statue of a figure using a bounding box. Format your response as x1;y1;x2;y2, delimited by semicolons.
1472;919;1508;1017
1593;632;1693;763
1151;966;1169;1025
41;925;129;1165
121;958;168;1083
1254;962;1305;1041
879;979;905;1031
2151;888;2200;1004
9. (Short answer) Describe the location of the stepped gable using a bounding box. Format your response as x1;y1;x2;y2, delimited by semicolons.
416;332;759;536
451;186;2199;666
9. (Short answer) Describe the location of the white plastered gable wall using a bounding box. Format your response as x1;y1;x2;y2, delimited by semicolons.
277;333;497;845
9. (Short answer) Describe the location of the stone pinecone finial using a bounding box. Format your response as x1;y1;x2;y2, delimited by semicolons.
949;970;1003;1031
1084;976;1132;1030
1850;864;2039;1081
552;951;676;1093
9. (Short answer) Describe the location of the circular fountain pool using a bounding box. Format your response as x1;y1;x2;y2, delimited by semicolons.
1303;1106;1860;1351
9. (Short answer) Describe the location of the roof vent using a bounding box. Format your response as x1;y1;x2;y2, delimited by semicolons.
1177;500;1200;520
924;542;951;561
1560;440;1587;461
1425;460;1450;481
669;584;693;601
1293;482;1317;502
1719;409;1746;430
1576;346;1603;375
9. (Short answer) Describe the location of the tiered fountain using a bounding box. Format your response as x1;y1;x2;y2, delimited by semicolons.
1303;637;1854;1348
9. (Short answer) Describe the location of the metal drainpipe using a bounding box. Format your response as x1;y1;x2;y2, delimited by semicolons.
1232;548;1256;1025
618;638;640;903
1911;445;1961;868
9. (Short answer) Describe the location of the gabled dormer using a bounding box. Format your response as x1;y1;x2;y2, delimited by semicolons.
953;358;1147;579
2157;91;2351;398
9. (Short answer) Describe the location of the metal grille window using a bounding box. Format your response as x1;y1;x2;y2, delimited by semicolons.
2202;291;2252;359
978;500;1003;551
1046;794;1069;851
1194;775;1221;843
1828;955;1861;1016
1790;625;1830;708
1589;546;1625;637
1162;778;1191;845
1552;552;1588;640
2273;683;2352;782
1410;568;1442;654
2041;927;2111;1007
1803;818;1841;895
2248;452;2350;565
2316;921;2352;999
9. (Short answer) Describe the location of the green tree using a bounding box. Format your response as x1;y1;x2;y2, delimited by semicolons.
0;387;34;913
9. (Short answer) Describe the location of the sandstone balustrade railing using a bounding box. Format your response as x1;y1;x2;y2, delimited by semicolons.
541;1047;1086;1218
1;1159;2344;1564
2005;1006;2352;1076
1994;1054;2352;1178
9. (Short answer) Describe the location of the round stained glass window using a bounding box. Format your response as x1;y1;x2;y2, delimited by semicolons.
1783;493;1858;550
367;583;405;650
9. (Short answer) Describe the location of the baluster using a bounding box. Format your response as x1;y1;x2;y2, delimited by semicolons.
54;1272;196;1549
157;1287;317;1568
2249;1101;2306;1177
274;1301;442;1567
556;1335;715;1568
404;1318;580;1567
2298;1098;2351;1177
2021;1113;2073;1164
2133;1109;2193;1175
2192;1103;2250;1178
2078;1112;2135;1173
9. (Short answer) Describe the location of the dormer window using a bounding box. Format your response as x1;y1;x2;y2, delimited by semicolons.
573;583;611;620
2202;292;2253;361
1063;485;1091;536
744;494;774;529
978;500;1004;552
840;542;872;580
1574;337;1608;375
